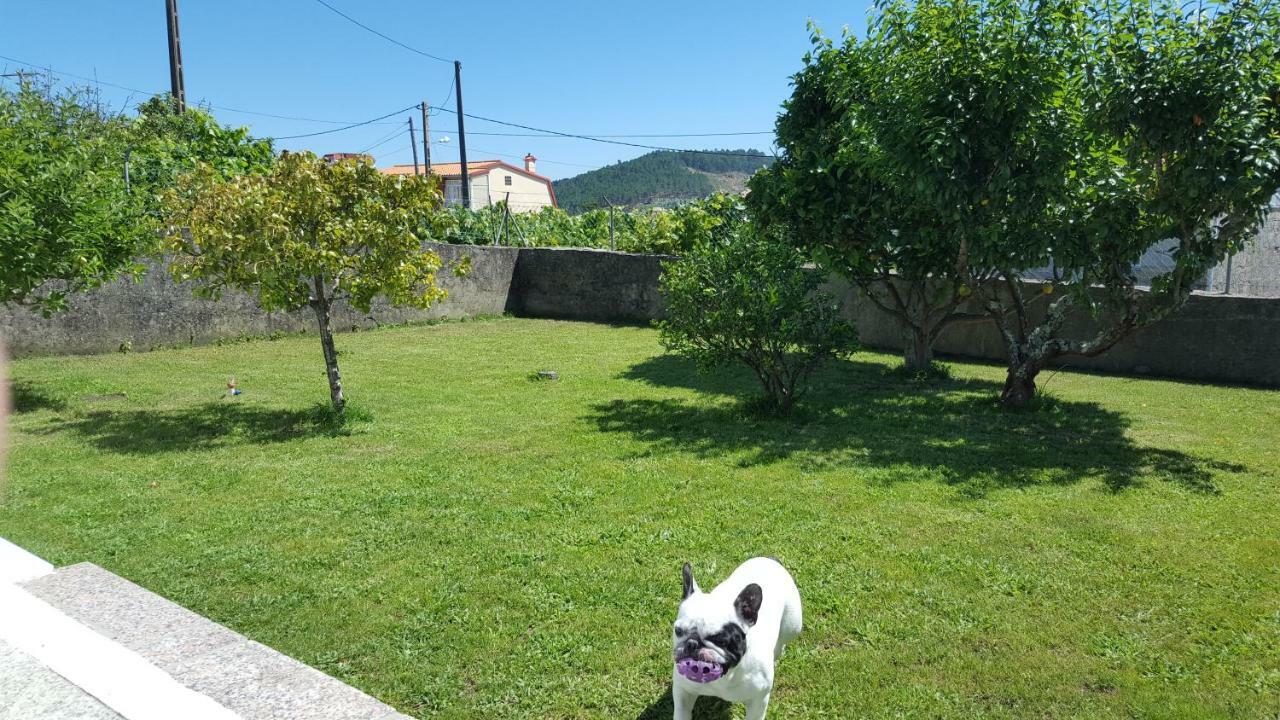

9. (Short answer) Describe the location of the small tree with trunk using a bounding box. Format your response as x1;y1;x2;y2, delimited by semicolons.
986;0;1280;406
165;151;456;414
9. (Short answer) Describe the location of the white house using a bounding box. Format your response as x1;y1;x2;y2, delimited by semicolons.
381;153;556;213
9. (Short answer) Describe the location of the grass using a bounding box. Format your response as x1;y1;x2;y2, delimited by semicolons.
2;317;1279;719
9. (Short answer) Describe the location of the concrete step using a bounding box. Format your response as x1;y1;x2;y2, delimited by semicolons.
18;563;411;720
0;638;124;720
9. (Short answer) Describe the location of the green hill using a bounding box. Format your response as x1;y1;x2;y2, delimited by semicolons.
552;149;773;213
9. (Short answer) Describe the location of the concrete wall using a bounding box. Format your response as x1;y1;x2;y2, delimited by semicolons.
508;247;670;323
833;280;1280;387
2;243;1277;388
0;243;519;357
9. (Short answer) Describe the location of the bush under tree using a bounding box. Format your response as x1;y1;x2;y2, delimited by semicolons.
658;206;857;415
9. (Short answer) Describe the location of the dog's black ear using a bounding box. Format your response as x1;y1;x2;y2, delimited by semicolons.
681;562;699;599
734;583;763;626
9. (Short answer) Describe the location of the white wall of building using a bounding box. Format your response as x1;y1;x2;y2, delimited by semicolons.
441;166;552;213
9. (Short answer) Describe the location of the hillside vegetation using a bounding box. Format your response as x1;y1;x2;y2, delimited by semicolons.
552;150;772;213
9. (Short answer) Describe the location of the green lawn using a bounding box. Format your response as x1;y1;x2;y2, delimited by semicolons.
3;317;1278;719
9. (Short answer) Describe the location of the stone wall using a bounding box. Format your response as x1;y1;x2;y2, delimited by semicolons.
833;280;1280;387
2;243;1278;388
508;246;670;323
0;244;518;357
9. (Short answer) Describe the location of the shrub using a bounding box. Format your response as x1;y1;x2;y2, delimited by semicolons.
432;193;747;256
658;219;857;415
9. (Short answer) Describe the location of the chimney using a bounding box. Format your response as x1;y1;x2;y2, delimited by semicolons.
524;153;537;174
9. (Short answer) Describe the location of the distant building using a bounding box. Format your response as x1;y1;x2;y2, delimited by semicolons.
322;152;374;164
380;153;556;213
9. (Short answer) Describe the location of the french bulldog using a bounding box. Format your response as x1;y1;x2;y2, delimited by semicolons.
671;557;802;720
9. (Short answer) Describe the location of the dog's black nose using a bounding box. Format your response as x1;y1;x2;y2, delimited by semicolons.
682;639;700;656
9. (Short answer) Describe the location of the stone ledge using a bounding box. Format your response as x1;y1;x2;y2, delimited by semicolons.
21;563;411;720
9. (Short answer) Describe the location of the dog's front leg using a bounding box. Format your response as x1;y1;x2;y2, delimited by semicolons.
671;683;696;720
745;692;771;720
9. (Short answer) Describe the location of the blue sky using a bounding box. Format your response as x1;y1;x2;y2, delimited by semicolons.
0;1;868;180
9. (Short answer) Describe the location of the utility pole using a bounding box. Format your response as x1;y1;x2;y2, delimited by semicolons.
420;101;432;175
606;197;616;251
165;0;186;112
454;60;470;209
408;117;420;176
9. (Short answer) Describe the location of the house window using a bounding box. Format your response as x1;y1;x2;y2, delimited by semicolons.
504;175;513;186
445;180;462;205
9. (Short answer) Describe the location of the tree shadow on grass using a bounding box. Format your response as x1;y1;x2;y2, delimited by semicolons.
589;355;1242;495
9;380;69;414
635;684;731;720
37;402;331;454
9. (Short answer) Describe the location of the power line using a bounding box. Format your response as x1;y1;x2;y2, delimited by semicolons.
380;141;602;171
436;74;456;112
433;107;774;158
0;53;158;95
464;146;601;170
309;0;452;64
270;104;419;140
213;105;400;125
359;125;407;154
463;130;774;139
2;53;772;160
0;54;399;127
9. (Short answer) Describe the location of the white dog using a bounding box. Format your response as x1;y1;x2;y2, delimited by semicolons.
670;557;802;720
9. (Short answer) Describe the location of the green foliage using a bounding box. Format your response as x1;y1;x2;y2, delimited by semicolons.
166;152;448;314
0;80;273;316
552;150;773;213
165;151;454;411
756;0;1280;403
436;192;746;255
987;0;1280;405
658;212;857;414
127;96;274;211
751;0;1075;368
0;79;150;314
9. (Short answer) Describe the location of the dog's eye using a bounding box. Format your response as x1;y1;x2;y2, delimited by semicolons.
674;626;690;637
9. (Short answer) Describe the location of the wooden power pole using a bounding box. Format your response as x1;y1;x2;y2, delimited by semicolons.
420;102;432;175
165;0;186;112
408;117;420;176
454;60;470;208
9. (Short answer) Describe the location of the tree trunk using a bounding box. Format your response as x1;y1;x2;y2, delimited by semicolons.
902;326;934;371
1000;359;1040;408
310;277;345;414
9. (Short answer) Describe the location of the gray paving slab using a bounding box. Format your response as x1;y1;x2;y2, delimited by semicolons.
22;563;413;720
21;563;242;670
170;638;405;720
0;639;123;720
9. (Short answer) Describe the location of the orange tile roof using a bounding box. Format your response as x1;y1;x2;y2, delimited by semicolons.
381;160;501;177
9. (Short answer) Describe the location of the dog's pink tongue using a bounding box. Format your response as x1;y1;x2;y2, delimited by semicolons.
696;648;719;663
